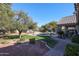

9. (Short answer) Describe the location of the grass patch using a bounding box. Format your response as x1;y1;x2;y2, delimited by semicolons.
21;35;48;40
4;34;46;40
22;35;57;48
1;34;57;48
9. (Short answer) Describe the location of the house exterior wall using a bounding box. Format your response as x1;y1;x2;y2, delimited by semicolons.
57;15;77;33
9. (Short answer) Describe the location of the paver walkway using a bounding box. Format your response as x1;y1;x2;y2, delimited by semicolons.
44;35;72;56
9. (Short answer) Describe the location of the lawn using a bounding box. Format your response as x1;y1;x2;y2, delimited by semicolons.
21;35;49;40
21;35;57;48
0;34;57;48
4;34;48;40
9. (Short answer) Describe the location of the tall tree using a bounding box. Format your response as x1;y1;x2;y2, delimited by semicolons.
40;21;57;32
14;11;29;39
28;22;37;35
0;3;14;34
47;21;57;32
40;24;48;32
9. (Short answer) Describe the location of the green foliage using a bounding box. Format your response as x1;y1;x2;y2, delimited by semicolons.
14;21;27;32
48;21;57;29
64;44;79;56
21;35;57;47
40;21;57;32
0;3;14;31
42;37;57;48
6;35;19;39
4;34;49;40
71;35;79;44
13;11;30;39
28;22;37;30
40;25;48;32
29;38;35;44
27;18;38;33
21;35;47;40
0;3;38;37
21;35;48;40
0;34;57;47
14;11;28;31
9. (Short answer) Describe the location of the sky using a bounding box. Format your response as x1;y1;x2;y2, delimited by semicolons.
12;3;74;27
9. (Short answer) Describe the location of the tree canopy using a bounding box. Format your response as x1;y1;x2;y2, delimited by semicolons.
0;3;38;38
40;21;57;32
0;3;14;31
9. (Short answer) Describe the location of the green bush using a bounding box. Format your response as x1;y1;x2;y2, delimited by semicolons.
6;35;19;39
29;38;35;44
64;44;79;56
71;35;79;44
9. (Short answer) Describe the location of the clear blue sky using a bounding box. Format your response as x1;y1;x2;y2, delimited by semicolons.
12;3;74;27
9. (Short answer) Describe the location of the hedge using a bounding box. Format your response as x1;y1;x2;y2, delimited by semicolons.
64;44;79;56
71;35;79;44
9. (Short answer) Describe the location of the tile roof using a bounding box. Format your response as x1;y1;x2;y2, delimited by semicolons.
57;15;77;25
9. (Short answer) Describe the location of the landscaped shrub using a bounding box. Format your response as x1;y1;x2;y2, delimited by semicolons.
57;30;64;38
64;44;79;56
71;35;79;44
6;35;19;39
29;38;35;44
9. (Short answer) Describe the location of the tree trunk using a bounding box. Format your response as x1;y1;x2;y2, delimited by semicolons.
33;31;35;36
19;30;22;39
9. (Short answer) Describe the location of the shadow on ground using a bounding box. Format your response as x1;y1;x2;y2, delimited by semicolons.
0;40;49;56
